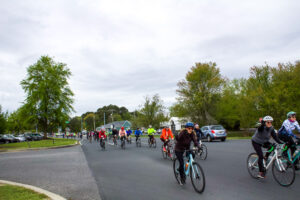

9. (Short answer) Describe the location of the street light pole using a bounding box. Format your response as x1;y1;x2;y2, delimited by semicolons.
104;112;106;125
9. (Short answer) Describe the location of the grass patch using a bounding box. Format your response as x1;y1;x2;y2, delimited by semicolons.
0;138;77;151
227;137;252;140
0;184;49;200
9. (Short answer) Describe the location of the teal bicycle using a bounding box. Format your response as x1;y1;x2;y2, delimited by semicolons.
173;149;206;193
281;142;300;169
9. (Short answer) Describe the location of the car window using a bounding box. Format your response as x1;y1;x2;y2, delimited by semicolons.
201;127;207;131
210;125;224;130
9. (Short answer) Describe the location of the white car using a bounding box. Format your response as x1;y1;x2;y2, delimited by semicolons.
15;134;26;142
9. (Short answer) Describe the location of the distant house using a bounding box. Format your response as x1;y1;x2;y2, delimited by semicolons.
161;117;189;133
96;120;132;131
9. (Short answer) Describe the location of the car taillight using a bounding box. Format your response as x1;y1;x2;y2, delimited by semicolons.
211;130;215;134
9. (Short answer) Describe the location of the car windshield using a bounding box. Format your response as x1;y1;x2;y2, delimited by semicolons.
210;125;224;130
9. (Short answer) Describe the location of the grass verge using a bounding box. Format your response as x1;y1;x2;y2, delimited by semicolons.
0;184;49;200
0;138;77;151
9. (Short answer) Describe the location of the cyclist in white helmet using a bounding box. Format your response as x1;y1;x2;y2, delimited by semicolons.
251;116;283;179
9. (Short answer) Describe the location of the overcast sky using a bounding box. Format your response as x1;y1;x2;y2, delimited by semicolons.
0;0;299;116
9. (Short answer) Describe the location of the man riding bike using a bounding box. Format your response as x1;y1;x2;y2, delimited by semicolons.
194;124;204;143
99;128;107;145
278;111;300;169
126;128;132;142
112;128;118;143
160;126;174;152
147;125;156;144
119;127;127;143
174;122;200;184
135;127;142;142
252;116;283;178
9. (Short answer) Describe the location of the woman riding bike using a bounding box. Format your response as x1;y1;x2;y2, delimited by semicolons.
126;128;132;142
175;122;199;184
251;116;283;179
135;127;142;142
278;111;300;169
160;126;174;152
119;127;127;143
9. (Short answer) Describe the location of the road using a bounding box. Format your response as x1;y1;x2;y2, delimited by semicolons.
81;138;299;200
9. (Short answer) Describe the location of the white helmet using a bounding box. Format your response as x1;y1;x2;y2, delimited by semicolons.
149;125;152;128
263;116;273;122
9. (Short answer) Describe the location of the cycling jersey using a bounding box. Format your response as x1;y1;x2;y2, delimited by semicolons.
127;130;132;136
175;129;198;152
147;128;156;136
278;119;300;139
99;131;106;139
135;130;142;136
119;130;127;137
112;129;118;135
160;128;174;140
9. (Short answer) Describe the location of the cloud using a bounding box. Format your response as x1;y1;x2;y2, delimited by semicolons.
0;0;300;116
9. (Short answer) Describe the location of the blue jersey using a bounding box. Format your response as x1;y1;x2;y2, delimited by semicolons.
127;130;132;136
135;130;142;136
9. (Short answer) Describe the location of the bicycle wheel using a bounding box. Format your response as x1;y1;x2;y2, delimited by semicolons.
173;158;181;184
169;146;175;160
190;162;206;193
148;138;152;148
247;153;260;179
272;157;295;187
197;144;208;160
162;146;167;159
153;139;156;148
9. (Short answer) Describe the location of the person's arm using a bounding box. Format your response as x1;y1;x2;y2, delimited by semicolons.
295;121;300;133
271;129;283;144
192;132;199;147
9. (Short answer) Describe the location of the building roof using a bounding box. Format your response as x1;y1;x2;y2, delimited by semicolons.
96;120;131;130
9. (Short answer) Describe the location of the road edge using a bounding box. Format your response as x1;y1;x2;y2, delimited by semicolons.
0;180;66;200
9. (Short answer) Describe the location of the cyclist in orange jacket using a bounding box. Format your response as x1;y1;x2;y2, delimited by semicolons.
160;126;174;152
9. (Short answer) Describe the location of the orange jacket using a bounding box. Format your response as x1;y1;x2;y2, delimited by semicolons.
160;128;174;140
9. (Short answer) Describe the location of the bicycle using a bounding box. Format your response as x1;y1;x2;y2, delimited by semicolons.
162;140;175;160
127;136;132;144
194;140;208;160
121;137;126;149
247;144;295;187
99;137;105;150
173;149;206;193
136;136;141;147
148;136;156;148
281;142;300;169
112;135;118;146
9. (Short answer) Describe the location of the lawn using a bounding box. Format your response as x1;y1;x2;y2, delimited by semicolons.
0;138;77;151
0;184;49;200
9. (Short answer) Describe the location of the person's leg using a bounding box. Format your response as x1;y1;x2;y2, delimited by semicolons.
252;141;264;174
263;142;274;160
175;151;185;183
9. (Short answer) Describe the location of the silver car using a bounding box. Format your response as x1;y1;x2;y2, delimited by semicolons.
201;125;227;142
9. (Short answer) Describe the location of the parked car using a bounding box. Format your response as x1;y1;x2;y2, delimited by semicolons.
0;135;10;144
24;133;34;141
15;134;26;142
30;133;43;141
4;134;19;143
201;125;227;142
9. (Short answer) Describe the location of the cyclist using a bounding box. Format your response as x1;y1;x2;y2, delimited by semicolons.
99;128;106;145
252;116;283;179
175;122;199;184
278;111;300;169
135;127;142;142
194;124;204;143
160;125;174;152
126;128;132;142
112;128;118;143
147;125;156;144
119;127;127;144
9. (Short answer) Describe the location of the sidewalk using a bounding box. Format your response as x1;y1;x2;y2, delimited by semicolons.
0;145;101;200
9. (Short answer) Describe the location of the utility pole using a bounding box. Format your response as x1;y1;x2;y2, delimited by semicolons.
93;115;96;131
104;112;106;125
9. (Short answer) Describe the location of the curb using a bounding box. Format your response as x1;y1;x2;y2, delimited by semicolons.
0;180;66;200
0;142;79;153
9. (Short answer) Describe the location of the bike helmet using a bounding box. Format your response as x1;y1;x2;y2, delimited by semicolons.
263;116;273;122
149;125;152;128
287;111;296;118
121;126;124;130
185;122;194;128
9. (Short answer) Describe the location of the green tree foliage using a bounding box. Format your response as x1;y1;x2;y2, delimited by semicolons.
0;105;7;134
6;106;35;133
84;113;95;131
171;62;225;125
133;94;168;129
69;117;81;132
20;56;74;138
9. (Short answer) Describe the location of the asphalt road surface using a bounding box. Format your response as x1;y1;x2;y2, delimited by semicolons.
81;138;299;200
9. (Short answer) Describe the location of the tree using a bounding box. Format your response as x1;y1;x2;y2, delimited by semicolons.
84;113;95;131
173;62;225;125
0;105;7;134
69;117;81;132
134;94;168;129
21;56;74;138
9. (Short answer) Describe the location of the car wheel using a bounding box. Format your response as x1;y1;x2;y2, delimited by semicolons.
207;135;212;142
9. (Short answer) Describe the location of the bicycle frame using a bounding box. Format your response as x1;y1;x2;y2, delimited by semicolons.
284;144;300;164
263;146;286;172
184;152;200;178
